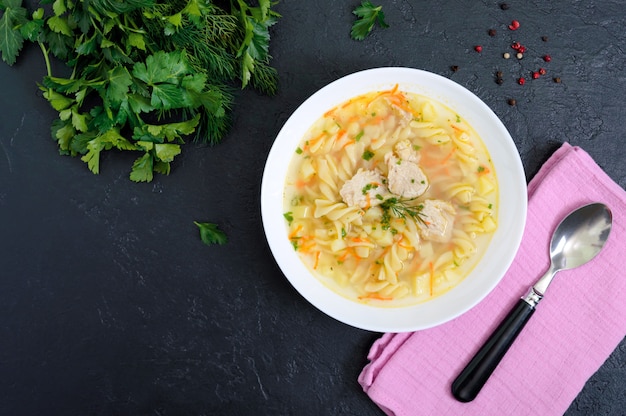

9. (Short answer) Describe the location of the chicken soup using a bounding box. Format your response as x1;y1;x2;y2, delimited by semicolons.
283;85;498;306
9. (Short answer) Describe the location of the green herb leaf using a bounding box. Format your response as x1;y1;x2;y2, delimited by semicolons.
361;183;379;195
47;15;72;36
233;0;280;89
194;221;228;246
129;152;154;182
132;50;190;85
52;0;66;16
126;32;146;51
42;89;74;111
154;143;181;162
51;118;75;153
105;66;133;106
81;128;137;174
71;107;89;132
362;149;375;161
0;0;28;65
19;16;44;42
351;1;389;41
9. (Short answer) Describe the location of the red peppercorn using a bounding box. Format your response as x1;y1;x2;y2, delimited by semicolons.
532;71;540;79
511;41;521;50
518;45;527;53
474;45;483;53
508;20;520;30
539;68;547;75
543;54;552;62
518;77;526;85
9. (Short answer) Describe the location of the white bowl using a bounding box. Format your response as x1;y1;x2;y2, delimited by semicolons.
261;67;527;332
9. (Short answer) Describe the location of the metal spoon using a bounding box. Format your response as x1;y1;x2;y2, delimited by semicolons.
452;202;613;403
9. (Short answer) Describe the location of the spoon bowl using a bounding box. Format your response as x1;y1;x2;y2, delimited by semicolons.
536;203;612;295
452;202;613;402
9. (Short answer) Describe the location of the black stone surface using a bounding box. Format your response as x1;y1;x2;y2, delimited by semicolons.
1;1;625;415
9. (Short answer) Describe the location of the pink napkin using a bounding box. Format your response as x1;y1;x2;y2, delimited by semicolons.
358;142;626;416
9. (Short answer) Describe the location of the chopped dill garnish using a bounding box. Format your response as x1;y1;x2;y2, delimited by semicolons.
361;183;379;194
362;149;375;161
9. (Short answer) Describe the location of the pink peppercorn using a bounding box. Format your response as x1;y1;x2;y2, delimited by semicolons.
474;45;483;53
543;54;552;62
511;42;527;54
518;77;526;85
539;68;547;75
532;71;540;79
508;20;520;30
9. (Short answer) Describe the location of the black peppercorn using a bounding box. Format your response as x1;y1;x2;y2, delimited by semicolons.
495;71;504;85
500;3;510;10
488;29;497;37
451;65;460;72
507;98;516;106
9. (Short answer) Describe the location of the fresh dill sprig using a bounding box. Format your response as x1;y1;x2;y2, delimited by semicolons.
380;197;426;230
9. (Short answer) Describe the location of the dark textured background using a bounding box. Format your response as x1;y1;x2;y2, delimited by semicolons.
1;1;625;415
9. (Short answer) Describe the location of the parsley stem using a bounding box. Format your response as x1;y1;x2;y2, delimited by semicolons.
38;42;54;99
38;41;52;79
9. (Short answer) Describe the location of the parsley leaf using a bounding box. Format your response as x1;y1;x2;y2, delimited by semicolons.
81;128;137;174
194;222;228;246
129;152;154;182
351;1;389;41
0;0;28;65
232;0;280;90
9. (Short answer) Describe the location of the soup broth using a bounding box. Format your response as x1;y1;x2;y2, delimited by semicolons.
283;86;498;306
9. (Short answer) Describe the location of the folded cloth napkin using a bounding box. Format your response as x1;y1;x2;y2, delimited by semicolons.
358;142;626;416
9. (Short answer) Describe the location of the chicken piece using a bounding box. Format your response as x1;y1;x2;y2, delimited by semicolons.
418;200;456;242
385;98;414;125
340;169;389;208
394;139;420;163
385;153;429;199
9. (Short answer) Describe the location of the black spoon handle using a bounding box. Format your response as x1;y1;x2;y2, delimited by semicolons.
451;298;536;402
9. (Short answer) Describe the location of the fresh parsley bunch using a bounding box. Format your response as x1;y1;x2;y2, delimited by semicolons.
0;0;280;182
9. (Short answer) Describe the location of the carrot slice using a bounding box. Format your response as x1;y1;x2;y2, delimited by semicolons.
313;251;321;269
441;147;456;164
288;224;303;239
